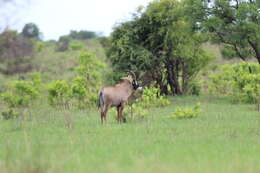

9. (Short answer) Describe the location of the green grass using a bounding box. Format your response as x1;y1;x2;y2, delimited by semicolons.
1;95;260;173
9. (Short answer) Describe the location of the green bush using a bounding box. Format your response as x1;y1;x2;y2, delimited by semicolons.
0;79;40;119
36;42;45;52
69;41;84;50
208;64;234;96
139;87;170;108
124;103;149;119
171;103;201;119
46;51;106;109
208;62;260;104
75;50;106;105
47;80;71;107
1;109;19;120
71;76;88;108
188;81;201;96
1;80;40;108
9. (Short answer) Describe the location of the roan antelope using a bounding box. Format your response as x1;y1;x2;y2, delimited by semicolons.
98;71;142;124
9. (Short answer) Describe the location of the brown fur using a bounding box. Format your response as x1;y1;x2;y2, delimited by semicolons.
99;79;134;124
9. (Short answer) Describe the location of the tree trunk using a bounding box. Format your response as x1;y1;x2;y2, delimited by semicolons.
167;62;182;95
151;70;169;95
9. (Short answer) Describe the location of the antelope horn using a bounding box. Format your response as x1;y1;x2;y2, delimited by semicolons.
127;71;136;80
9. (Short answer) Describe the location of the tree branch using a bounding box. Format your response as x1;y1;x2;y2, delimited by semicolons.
248;37;260;63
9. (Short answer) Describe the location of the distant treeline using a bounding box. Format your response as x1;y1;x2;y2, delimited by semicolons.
0;21;101;74
59;30;100;42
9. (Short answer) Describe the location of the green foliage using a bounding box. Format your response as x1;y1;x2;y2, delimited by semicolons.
108;0;213;95
60;30;98;41
124;103;149;119
71;77;86;100
187;81;201;96
47;80;71;107
56;30;98;51
56;37;69;52
13;80;39;101
22;23;40;39
171;103;201;119
69;41;84;50
75;50;106;104
76;51;105;79
208;62;260;104
139;87;170;108
1;92;21;108
1;108;19;120
1;80;40;108
126;87;170;120
0;79;40;119
204;0;260;63
27;72;42;90
36;42;46;52
71;76;87;108
208;65;234;96
47;50;106;109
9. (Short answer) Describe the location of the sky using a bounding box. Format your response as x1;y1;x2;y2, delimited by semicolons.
7;0;152;40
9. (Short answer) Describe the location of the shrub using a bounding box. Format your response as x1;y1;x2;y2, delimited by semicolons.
69;41;84;50
124;103;149;119
56;36;69;52
208;62;260;104
208;64;234;96
0;80;40;119
187;81;201;96
171;103;201;119
71;76;87;108
2;80;40;108
1;109;19;120
139;87;170;108
36;42;45;52
47;80;71;108
75;50;106;105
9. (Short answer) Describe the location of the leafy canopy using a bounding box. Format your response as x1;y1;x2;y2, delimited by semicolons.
204;0;260;63
108;0;213;95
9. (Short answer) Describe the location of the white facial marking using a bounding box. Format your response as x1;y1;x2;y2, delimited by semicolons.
137;86;143;91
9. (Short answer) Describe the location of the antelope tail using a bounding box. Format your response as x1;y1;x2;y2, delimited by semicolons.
98;91;104;109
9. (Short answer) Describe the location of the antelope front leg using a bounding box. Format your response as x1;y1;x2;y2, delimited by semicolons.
119;105;125;123
116;106;120;123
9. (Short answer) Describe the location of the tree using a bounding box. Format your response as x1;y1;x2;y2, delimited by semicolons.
203;0;260;63
0;30;34;74
22;23;40;39
108;0;213;95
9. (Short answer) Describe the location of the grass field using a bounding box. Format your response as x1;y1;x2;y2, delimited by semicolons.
1;95;260;173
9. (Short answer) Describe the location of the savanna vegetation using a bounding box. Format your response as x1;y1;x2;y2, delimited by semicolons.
0;0;260;172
